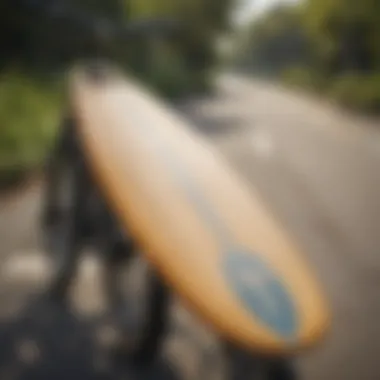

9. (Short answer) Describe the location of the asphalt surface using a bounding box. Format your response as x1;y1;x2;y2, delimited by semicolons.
0;74;379;380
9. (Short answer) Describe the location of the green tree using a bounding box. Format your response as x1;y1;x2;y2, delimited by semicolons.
303;0;380;74
236;4;310;75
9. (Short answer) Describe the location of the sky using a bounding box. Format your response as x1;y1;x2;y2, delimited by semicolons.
233;0;300;26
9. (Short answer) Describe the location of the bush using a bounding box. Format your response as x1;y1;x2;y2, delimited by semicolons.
281;66;326;93
142;43;214;99
329;74;380;114
144;45;192;99
0;71;62;187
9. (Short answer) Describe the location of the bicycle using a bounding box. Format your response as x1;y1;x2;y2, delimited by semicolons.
40;5;330;379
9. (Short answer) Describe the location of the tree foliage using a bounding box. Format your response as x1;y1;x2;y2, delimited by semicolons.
0;0;235;79
303;0;380;73
236;0;380;114
239;5;310;74
0;0;236;185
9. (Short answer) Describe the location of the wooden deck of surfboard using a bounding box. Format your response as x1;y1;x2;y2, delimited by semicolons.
69;66;330;355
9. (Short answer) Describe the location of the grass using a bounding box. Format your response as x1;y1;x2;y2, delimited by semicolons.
0;70;63;188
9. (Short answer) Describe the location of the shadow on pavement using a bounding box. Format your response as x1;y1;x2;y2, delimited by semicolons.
187;115;247;136
176;102;248;136
0;295;181;380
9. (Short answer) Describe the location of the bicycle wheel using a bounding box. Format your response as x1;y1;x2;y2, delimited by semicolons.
102;242;171;367
41;122;89;300
224;342;297;380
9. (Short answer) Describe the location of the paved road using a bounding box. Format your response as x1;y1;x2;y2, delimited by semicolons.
0;74;379;380
181;74;380;380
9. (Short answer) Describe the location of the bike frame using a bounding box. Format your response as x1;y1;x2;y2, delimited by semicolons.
43;108;171;365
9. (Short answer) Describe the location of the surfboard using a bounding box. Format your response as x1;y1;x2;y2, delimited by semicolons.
69;65;330;355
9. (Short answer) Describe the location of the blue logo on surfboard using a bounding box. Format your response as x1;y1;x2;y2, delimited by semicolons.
223;250;298;340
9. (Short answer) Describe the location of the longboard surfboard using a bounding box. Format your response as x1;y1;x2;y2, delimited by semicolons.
69;66;329;355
